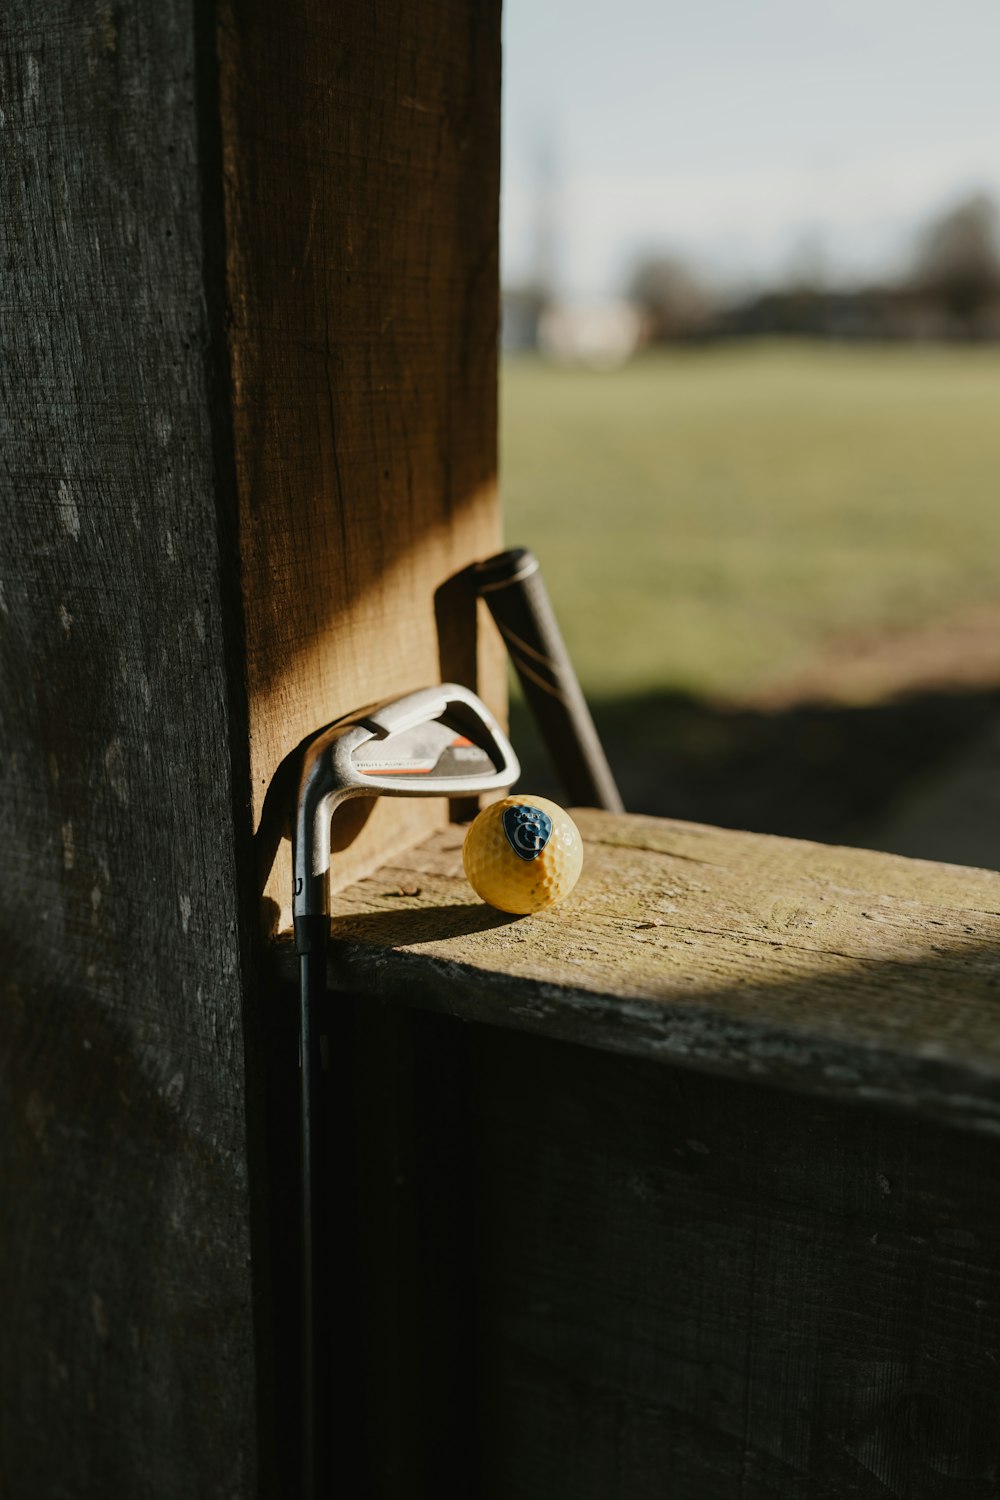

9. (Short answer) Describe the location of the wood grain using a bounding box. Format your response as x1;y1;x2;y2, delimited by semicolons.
218;0;506;929
343;1004;482;1499
273;810;1000;1130
1;3;506;1492
0;3;259;1495
467;1028;1000;1499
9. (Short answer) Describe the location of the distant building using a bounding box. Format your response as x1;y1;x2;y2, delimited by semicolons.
536;298;643;369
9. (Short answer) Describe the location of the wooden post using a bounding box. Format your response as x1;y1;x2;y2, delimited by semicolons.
219;0;505;929
0;2;502;1494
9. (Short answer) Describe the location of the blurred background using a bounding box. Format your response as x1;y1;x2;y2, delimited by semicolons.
499;0;1000;867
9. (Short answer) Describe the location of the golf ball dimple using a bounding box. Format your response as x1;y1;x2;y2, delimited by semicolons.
463;795;583;914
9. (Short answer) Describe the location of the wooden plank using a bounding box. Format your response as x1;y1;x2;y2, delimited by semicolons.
345;1003;481;1499
467;1027;1000;1499
0;3;261;1495
218;0;506;931
272;810;1000;1131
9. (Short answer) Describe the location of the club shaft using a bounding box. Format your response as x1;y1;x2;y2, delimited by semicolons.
299;950;316;1500
297;918;330;1500
476;548;624;812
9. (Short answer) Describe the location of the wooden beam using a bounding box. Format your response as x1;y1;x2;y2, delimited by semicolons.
1;1;503;1493
273;811;1000;1132
288;814;1000;1493
219;0;506;929
0;4;259;1495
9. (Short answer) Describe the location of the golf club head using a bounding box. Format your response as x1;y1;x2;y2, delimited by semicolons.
293;684;519;928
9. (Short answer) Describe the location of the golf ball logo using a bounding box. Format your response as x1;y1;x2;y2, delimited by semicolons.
502;804;552;861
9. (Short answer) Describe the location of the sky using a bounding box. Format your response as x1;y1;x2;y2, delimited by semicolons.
501;0;1000;298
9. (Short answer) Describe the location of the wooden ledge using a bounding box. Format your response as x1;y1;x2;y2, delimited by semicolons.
272;811;1000;1133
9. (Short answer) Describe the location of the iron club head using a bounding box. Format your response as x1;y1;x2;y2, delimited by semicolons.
292;683;519;926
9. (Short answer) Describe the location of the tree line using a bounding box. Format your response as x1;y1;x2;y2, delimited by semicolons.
629;194;1000;343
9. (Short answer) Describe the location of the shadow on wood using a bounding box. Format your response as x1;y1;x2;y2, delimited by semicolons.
326;997;1000;1499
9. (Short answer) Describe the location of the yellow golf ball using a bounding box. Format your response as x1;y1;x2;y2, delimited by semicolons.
463;795;583;914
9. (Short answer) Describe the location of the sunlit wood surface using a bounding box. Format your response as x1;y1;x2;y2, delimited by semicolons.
276;809;1000;1131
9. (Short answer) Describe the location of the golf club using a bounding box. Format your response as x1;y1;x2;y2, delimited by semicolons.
291;683;519;1496
475;547;624;812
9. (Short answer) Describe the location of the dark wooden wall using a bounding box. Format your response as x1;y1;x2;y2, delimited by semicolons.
0;3;259;1495
471;1030;1000;1500
349;1010;1000;1500
0;1;503;1494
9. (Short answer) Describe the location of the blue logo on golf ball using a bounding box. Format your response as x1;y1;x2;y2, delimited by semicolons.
502;804;552;861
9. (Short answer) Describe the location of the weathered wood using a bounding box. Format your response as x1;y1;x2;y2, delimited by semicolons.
339;995;1000;1498
1;2;506;1494
273;810;1000;1131
0;3;260;1495
218;0;506;930
467;1027;1000;1499
346;1003;482;1499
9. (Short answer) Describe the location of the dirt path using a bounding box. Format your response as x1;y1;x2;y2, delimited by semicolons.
747;605;1000;710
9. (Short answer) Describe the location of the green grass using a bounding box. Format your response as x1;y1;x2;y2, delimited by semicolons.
500;342;1000;701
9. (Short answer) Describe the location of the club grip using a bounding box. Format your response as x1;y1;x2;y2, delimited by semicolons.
476;548;624;812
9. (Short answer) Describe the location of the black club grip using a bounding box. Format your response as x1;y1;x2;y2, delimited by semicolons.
475;547;624;812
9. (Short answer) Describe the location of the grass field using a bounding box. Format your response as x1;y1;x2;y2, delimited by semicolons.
500;343;1000;705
